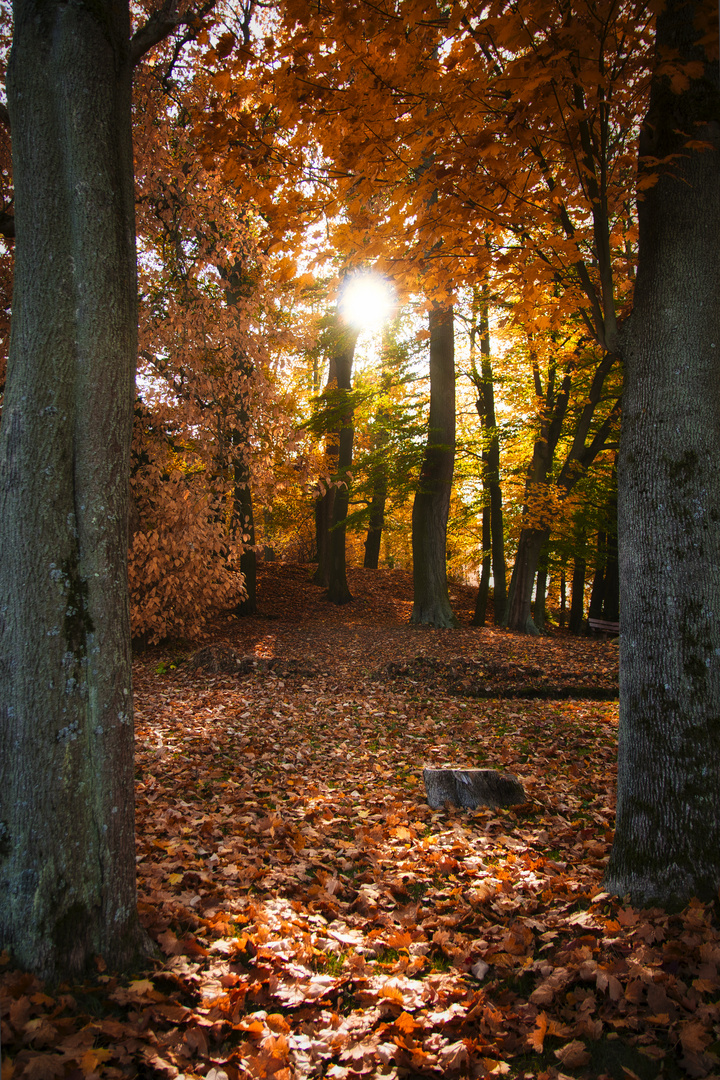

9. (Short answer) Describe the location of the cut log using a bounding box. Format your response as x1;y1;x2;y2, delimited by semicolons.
423;767;526;809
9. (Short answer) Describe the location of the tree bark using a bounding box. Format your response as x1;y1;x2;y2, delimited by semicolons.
0;0;149;979
411;304;458;627
505;527;548;634
233;451;257;616
326;326;357;604
605;0;720;907
313;349;338;587
363;462;387;569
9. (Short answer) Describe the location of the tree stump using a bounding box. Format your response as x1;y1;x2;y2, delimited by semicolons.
423;767;525;809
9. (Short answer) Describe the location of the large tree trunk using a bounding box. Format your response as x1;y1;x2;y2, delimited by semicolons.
505;527;548;634
606;0;720;907
0;0;148;979
411;304;458;627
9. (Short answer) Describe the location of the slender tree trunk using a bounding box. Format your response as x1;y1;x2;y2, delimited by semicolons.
603;525;619;623
588;528;606;624
478;303;507;615
327;327;357;604
313;350;338;586
559;567;567;629
363;430;388;569
233;452;256;616
363;490;386;569
0;0;149;979
472;504;491;626
411;304;458;627
470;293;507;622
568;552;587;634
603;472;619;623
314;484;335;583
606;0;720;906
534;556;548;633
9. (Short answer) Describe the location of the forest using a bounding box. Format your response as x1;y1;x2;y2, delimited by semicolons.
1;0;720;1077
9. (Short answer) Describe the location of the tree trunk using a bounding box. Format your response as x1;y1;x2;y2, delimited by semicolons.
603;526;619;623
559;567;567;629
314;484;335;584
588;528;606;623
233;452;257;616
0;0;149;979
534;558;548;633
363;430;388;569
478;302;507;615
568;553;587;634
472;504;492;626
603;477;619;623
606;0;720;907
411;304;458;627
314;353;338;586
327;327;357;604
505;527;548;633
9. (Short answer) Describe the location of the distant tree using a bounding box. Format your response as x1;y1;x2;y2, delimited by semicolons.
411;305;458;628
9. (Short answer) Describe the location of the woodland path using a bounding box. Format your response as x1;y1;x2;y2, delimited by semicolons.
3;566;716;1080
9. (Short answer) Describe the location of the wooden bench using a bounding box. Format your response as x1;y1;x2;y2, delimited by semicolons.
588;617;620;635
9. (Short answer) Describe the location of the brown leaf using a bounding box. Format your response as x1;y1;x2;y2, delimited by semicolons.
554;1040;591;1068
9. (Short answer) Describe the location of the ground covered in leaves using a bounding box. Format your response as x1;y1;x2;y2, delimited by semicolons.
3;566;719;1080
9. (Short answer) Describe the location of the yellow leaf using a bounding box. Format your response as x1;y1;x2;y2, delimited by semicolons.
80;1049;112;1075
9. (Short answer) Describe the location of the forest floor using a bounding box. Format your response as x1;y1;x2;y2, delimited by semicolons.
3;565;719;1080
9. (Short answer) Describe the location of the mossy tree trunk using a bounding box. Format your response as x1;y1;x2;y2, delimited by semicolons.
606;0;720;907
0;0;149;979
411;304;458;628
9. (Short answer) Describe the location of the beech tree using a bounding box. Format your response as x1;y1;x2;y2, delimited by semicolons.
606;0;720;907
0;0;217;979
411;305;458;627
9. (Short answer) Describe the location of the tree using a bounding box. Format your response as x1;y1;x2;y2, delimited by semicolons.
606;0;720;907
468;288;507;626
411;305;458;628
0;0;215;980
312;315;359;591
326;317;358;604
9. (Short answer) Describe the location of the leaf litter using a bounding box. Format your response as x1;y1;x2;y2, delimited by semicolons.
2;566;719;1080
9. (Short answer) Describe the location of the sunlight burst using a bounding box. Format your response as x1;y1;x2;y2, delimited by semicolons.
338;273;396;332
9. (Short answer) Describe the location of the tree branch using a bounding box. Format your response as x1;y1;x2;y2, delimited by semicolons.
129;0;219;68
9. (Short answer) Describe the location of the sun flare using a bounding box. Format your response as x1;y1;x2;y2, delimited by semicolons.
338;273;395;332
